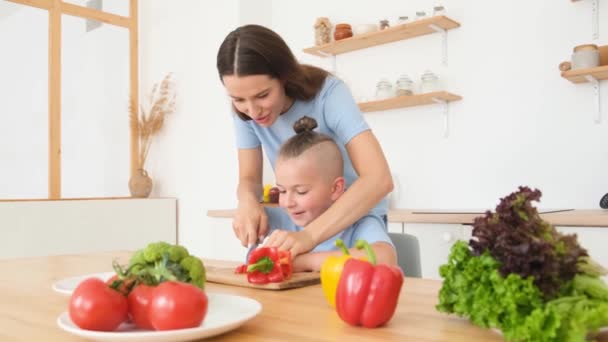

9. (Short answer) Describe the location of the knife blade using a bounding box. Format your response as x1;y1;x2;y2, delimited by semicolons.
245;234;268;263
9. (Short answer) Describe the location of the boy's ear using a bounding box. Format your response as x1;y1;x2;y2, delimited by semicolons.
330;176;346;201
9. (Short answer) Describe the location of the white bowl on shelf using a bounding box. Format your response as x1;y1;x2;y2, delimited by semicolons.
352;24;378;35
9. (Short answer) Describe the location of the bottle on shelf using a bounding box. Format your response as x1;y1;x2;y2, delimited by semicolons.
375;78;394;100
395;74;414;96
415;11;427;21
419;70;441;93
433;4;446;16
396;16;410;25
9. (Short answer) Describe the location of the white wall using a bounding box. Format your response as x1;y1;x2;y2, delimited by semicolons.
0;4;48;198
271;0;608;210
139;0;245;260
0;1;131;198
4;1;608;262
141;0;608;261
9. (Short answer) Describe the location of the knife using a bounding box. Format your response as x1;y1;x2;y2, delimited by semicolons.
245;234;268;263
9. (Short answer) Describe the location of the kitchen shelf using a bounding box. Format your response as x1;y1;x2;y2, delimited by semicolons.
561;65;608;83
360;91;462;137
303;16;460;57
358;91;462;112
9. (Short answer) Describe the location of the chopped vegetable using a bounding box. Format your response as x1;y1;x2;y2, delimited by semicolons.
243;247;292;284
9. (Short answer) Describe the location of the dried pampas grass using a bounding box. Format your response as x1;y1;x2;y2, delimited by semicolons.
130;73;176;169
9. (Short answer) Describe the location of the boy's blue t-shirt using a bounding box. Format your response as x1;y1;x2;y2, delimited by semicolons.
263;207;393;251
233;76;389;218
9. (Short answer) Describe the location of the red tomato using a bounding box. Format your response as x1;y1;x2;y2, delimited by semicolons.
148;281;208;331
69;278;128;331
127;284;155;330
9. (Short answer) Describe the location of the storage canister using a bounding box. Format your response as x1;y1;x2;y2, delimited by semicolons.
375;79;394;100
571;44;600;70
334;23;353;41
420;70;440;93
395;75;414;96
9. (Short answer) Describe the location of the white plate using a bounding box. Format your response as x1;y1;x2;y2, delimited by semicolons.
52;272;116;296
57;293;262;342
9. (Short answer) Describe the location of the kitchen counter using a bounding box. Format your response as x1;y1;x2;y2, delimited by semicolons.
1;251;509;341
207;208;608;227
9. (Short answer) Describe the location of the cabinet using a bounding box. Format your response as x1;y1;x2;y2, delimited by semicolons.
557;226;608;275
402;223;466;279
0;198;177;259
303;15;462;136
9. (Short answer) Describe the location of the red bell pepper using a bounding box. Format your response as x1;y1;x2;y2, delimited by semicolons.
245;247;293;284
335;239;403;328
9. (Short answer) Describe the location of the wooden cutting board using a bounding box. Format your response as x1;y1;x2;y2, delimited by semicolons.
205;265;320;290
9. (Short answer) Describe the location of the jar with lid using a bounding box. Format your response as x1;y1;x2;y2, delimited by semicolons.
419;70;440;93
396;16;410;25
415;11;427;21
571;44;599;70
334;23;353;41
379;19;390;30
433;4;446;16
375;79;394;100
395;75;414;96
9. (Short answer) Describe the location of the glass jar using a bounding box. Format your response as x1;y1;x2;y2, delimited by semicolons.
415;11;427;21
379;19;390;30
334;23;353;41
375;79;394;100
396;16;410;25
433;5;446;16
395;74;414;96
420;70;440;93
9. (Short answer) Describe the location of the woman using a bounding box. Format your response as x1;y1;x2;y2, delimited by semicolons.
216;24;393;257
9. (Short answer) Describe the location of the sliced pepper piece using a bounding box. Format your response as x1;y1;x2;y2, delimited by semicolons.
320;239;352;308
234;264;247;274
336;239;404;328
278;250;293;280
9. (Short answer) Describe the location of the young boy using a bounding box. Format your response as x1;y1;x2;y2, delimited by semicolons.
262;116;397;272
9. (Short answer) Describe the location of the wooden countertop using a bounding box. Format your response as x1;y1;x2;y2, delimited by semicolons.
1;251;508;341
207;208;608;227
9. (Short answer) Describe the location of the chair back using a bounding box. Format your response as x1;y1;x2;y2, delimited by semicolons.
388;232;422;278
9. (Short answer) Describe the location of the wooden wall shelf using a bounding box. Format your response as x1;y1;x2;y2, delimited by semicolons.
358;91;462;113
561;65;608;83
303;16;460;57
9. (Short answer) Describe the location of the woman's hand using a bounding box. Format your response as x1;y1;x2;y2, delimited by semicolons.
264;229;315;257
233;199;268;248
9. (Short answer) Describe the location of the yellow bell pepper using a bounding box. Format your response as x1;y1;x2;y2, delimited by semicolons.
320;239;352;308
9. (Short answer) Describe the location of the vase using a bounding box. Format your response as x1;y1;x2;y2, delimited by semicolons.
129;169;153;198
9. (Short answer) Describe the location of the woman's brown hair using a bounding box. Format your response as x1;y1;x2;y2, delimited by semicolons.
217;24;330;121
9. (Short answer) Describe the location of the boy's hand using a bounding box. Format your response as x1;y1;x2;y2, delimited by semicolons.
264;230;315;257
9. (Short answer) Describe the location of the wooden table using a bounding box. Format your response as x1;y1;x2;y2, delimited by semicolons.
0;251;507;341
